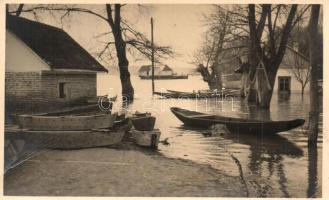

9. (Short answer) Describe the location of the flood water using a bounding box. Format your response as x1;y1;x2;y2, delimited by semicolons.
98;74;323;198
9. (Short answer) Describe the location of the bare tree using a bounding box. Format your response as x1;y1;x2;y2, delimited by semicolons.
7;4;173;101
287;48;310;96
308;4;321;146
245;4;311;108
193;6;247;90
194;5;309;108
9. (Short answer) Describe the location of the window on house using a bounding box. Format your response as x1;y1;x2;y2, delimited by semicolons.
59;82;66;98
278;76;291;93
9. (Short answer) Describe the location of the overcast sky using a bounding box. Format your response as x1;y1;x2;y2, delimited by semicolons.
18;4;214;71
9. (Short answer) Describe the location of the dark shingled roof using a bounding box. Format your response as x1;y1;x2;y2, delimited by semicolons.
6;15;108;72
162;65;172;71
139;65;152;72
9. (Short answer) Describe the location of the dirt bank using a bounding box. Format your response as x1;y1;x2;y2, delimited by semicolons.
4;143;246;197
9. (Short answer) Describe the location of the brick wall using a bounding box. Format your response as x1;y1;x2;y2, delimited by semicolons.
5;71;97;115
40;72;96;102
5;72;44;113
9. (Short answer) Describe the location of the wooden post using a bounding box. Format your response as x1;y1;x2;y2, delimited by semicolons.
151;18;155;94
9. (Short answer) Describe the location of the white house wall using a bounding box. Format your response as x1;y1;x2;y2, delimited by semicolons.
273;68;310;93
159;70;173;76
5;30;50;72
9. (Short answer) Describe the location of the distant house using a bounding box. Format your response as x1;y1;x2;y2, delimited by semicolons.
235;46;310;94
5;15;108;113
138;64;173;76
161;65;174;76
138;65;157;76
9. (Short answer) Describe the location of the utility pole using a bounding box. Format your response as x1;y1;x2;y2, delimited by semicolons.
151;17;155;94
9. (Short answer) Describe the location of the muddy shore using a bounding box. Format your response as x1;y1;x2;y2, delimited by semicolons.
4;142;246;197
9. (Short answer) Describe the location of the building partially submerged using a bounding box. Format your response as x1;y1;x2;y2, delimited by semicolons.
138;64;173;77
235;46;310;95
5;15;108;114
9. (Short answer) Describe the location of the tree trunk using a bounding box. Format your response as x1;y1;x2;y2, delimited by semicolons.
308;5;321;146
253;65;277;108
212;66;223;90
307;143;318;197
114;36;134;102
240;72;249;97
107;4;134;102
246;5;297;109
198;64;222;90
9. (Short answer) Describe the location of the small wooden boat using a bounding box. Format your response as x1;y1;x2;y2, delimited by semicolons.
155;88;240;99
5;128;125;150
170;107;305;134
167;90;191;94
130;112;156;131
139;74;188;80
131;129;161;149
18;113;117;131
154;91;221;99
169;89;240;96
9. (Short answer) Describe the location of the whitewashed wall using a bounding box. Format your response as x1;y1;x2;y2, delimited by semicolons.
273;68;310;93
5;30;50;72
159;70;173;76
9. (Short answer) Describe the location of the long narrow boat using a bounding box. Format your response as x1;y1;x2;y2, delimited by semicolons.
155;89;240;99
18;113;117;131
5;128;125;150
154;91;221;99
170;107;305;134
166;90;192;94
139;74;188;79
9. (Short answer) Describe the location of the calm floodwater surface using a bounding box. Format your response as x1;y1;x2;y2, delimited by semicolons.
98;74;322;198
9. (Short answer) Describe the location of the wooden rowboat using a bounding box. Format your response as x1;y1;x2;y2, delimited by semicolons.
170;107;305;134
139;74;188;79
154;89;240;99
131;129;161;149
154;91;221;99
130;112;156;131
5;128;125;150
18;113;117;131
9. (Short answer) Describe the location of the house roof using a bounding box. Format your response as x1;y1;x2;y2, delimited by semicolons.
6;15;108;72
234;46;309;73
139;65;152;72
139;65;163;72
285;45;310;62
280;46;310;69
162;65;172;71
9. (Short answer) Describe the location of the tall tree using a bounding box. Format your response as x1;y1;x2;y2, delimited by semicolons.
195;5;309;108
193;6;247;90
245;4;312;108
105;4;133;101
308;5;321;146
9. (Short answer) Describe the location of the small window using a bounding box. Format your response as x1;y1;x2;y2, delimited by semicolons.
278;76;291;93
59;83;66;98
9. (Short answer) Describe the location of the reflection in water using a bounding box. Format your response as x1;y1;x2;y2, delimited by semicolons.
230;153;249;196
307;144;318;198
98;75;322;197
277;156;290;197
278;93;291;102
221;132;303;197
245;103;272;121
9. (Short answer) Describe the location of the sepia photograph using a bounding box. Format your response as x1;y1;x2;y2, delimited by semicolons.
3;2;325;198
